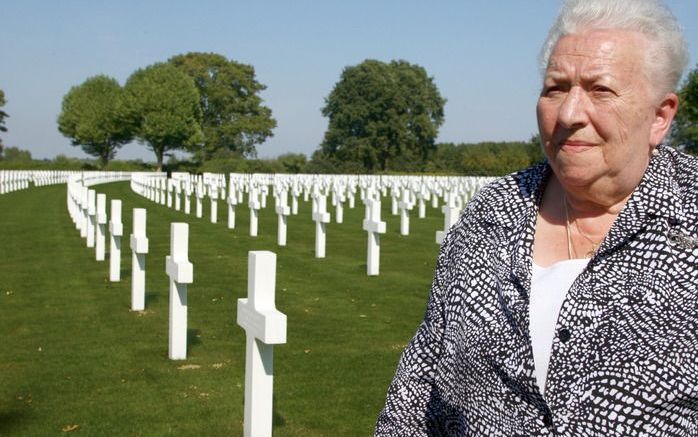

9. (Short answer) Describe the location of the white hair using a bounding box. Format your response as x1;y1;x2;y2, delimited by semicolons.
539;0;689;96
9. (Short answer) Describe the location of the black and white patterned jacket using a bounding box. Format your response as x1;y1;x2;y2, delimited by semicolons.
375;145;698;436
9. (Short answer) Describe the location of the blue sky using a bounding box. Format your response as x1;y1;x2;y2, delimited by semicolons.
2;0;697;162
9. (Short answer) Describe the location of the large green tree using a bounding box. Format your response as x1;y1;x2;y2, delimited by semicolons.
169;52;276;160
320;59;445;172
124;63;203;171
671;64;698;155
57;76;133;167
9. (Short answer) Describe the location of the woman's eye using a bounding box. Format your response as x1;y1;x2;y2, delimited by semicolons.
592;86;614;95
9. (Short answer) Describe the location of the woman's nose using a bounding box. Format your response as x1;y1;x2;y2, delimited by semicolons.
557;86;590;130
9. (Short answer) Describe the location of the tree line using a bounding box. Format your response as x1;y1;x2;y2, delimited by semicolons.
1;59;697;174
0;140;540;176
56;52;276;170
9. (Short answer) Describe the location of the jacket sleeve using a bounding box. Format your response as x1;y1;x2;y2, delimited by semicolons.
374;231;453;436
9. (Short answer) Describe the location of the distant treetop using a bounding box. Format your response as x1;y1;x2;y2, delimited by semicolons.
170;52;276;160
320;59;445;172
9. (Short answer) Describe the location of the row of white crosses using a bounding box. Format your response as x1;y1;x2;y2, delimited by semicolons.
65;174;140;292
66;173;141;310
161;218;289;437
71;170;491;435
131;201;284;435
67;174;196;360
68;172;145;304
0;170;81;194
66;173;132;269
67;171;484;434
151;217;284;435
132;172;230;224
68;184;188;360
0;170;31;193
64;171;282;436
130;171;495;275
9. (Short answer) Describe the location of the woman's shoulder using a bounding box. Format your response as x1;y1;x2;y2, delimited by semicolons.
661;146;698;200
665;146;698;181
438;162;547;253
463;161;548;218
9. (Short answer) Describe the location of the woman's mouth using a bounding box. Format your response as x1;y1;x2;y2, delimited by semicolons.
560;141;595;153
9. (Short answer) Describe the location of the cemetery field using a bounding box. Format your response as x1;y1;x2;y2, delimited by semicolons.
0;181;445;436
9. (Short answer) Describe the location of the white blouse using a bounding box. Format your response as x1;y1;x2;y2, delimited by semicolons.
530;258;588;396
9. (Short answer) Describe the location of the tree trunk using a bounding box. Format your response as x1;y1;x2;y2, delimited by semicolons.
100;151;109;169
155;148;164;172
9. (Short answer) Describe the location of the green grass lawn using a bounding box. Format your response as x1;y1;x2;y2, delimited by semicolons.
0;181;444;436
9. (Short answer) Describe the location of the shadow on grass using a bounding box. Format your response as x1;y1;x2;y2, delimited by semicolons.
187;328;202;347
273;394;286;429
145;292;159;306
0;409;29;434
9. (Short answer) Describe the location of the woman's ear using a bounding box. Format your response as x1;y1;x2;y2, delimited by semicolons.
650;92;679;146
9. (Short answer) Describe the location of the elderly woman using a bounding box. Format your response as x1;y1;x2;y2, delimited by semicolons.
375;0;697;435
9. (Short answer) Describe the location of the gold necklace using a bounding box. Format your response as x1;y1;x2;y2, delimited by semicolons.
563;195;575;259
563;194;602;259
575;220;601;256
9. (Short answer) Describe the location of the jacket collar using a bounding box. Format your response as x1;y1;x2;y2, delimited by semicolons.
633;145;684;224
485;145;685;258
597;145;684;258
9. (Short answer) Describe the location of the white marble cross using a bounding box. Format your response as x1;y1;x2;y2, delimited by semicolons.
334;187;345;224
260;185;268;209
174;181;182;211
130;208;149;311
291;185;299;215
166;223;194;360
184;181;192;215
144;178;153;202
195;183;204;218
109;199;123;282
237;251;287;437
275;189;290;246
159;178;167;205
87;189;96;248
312;193;331;258
398;188;414;236
363;197;386;276
347;187;356;209
436;195;461;245
151;179;158;203
227;184;238;229
151;178;158;203
431;187;440;209
78;185;88;238
417;188;429;219
249;186;261;237
166;180;173;208
390;186;399;216
95;193;107;261
209;184;218;224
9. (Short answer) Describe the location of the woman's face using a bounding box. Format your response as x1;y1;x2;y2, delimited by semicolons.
536;29;667;191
